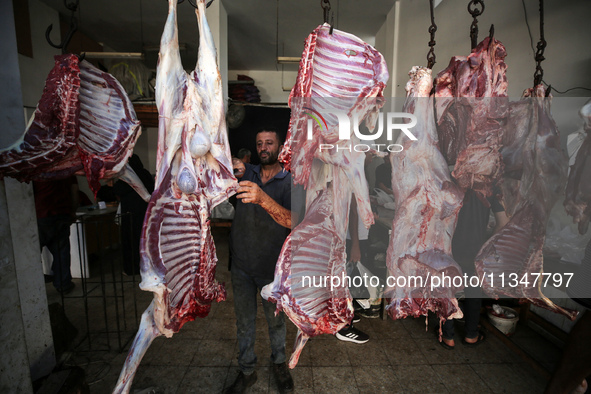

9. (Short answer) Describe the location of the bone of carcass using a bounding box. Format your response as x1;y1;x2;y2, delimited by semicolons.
435;36;509;202
565;101;591;234
262;24;388;368
475;86;578;321
0;54;148;201
113;1;237;392
386;66;465;324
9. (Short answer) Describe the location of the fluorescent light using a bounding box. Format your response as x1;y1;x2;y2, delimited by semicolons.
81;52;144;59
277;56;300;64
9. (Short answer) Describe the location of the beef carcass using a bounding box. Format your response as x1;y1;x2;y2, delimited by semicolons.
262;24;388;368
435;36;509;202
113;1;237;392
386;66;465;324
565;100;591;234
475;86;578;320
0;54;149;200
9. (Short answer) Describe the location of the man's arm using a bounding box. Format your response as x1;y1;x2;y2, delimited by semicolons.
493;211;509;233
236;180;291;228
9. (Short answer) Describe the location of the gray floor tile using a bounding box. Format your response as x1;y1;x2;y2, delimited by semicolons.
432;364;492;393
141;338;199;366
130;365;187;393
471;363;547;393
287;366;314;393
177;366;229;393
345;339;390;366
308;338;351;367
391;364;449;393
381;338;429;365
207;318;239;340
312;366;359;393
191;339;237;367
354;365;403;392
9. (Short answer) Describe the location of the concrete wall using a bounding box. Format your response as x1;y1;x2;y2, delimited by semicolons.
1;0;57;390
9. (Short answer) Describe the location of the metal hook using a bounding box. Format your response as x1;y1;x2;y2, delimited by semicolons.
46;0;79;53
489;24;494;39
426;0;437;69
545;85;552;97
321;0;331;23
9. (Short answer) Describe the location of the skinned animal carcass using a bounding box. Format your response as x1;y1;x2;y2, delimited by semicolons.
475;85;578;321
262;23;389;368
0;54;149;201
385;66;465;325
113;0;237;392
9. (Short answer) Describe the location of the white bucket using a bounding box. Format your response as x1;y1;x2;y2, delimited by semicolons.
487;307;519;335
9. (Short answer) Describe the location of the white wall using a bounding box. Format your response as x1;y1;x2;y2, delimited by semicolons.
378;0;591;100
18;0;62;108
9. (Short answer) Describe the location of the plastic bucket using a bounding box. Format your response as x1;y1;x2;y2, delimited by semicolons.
487;307;519;335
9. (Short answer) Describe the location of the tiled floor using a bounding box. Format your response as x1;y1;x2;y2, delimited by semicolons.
46;228;565;393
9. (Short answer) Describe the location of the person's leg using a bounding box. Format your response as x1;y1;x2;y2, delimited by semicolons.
441;318;455;347
462;283;484;343
45;216;73;291
258;277;293;393
231;265;258;374
260;296;286;363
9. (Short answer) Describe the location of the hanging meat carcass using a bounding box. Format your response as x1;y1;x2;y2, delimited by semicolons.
475;85;578;320
0;54;149;200
385;66;465;324
261;23;389;368
113;0;237;392
565;100;591;234
435;35;509;203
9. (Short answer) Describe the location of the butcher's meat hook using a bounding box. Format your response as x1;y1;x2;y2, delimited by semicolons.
45;0;79;54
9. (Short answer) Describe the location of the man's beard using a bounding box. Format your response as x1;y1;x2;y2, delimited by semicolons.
259;149;279;165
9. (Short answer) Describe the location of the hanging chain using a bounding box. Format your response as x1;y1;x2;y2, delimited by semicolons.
321;0;331;24
426;0;437;69
533;0;546;87
467;0;484;50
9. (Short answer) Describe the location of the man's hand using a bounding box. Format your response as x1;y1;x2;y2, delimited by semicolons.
236;181;267;205
349;241;361;263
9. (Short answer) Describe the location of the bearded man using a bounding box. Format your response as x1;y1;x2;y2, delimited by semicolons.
225;129;294;394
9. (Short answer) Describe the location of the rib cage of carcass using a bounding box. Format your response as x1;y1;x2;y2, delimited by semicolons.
114;0;237;392
0;54;149;200
261;23;389;368
385;66;464;324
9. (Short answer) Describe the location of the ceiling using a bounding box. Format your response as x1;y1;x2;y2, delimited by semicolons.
38;0;396;71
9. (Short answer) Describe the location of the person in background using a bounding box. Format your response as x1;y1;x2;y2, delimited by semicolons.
336;196;371;344
375;153;393;196
440;187;508;349
237;148;252;164
34;176;80;294
225;129;294;394
112;154;154;276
